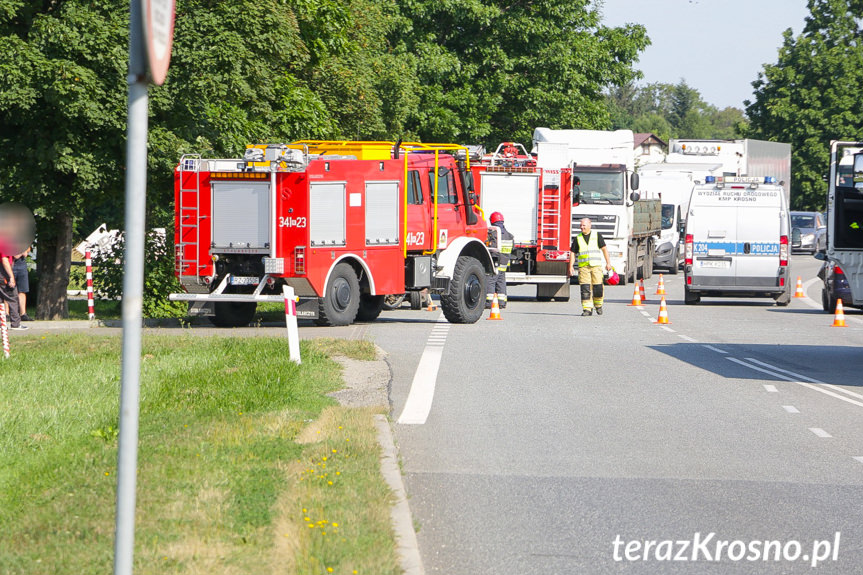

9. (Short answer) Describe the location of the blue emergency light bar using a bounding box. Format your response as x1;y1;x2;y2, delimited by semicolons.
705;176;716;183
764;176;777;184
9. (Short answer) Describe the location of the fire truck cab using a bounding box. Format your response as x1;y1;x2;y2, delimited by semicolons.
171;141;495;326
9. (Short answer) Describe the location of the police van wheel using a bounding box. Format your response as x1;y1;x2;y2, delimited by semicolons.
441;255;485;324
316;263;360;326
212;301;257;327
357;294;385;322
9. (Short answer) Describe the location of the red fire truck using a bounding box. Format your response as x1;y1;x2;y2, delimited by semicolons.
170;141;496;326
470;142;574;301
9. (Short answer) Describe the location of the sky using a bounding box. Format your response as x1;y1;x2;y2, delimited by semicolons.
598;0;811;110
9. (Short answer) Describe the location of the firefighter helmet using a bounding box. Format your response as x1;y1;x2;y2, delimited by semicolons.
490;212;504;224
606;268;620;286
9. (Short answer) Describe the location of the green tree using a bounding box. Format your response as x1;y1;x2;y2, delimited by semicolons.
395;0;650;146
745;0;863;211
0;0;415;318
608;80;747;142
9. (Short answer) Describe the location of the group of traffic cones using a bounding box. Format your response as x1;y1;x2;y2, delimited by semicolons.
793;275;847;327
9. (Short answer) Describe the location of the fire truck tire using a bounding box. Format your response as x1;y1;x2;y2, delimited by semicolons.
212;301;257;327
316;263;361;326
409;291;424;310
357;294;385;322
441;255;485;324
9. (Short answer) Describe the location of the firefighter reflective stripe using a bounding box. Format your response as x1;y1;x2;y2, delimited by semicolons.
576;233;601;267
500;239;514;254
497;265;508;273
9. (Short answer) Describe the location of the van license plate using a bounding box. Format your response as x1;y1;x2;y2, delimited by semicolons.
229;276;260;286
699;260;730;269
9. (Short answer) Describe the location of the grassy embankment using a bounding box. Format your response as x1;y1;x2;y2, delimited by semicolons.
0;334;399;575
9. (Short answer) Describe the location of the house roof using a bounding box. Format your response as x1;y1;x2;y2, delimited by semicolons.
634;133;668;149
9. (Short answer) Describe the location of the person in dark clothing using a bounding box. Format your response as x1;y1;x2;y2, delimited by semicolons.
569;217;612;316
487;212;514;309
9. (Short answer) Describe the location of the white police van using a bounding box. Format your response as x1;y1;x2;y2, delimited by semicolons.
683;176;792;305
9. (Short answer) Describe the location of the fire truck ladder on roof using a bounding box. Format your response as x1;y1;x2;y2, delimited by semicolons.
177;154;204;283
537;181;561;249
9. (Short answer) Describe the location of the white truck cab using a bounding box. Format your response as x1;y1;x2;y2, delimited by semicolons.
683;176;792;305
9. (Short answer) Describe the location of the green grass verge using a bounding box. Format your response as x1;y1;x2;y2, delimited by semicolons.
0;334;398;574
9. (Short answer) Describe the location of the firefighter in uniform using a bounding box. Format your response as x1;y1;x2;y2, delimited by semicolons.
569;217;612;316
487;212;514;308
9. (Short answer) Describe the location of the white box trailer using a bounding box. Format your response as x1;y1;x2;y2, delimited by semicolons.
667;138;792;203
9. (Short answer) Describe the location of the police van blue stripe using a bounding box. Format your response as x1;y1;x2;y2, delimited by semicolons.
693;242;780;256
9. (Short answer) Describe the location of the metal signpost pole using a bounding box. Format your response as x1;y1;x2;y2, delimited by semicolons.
114;1;174;573
113;0;148;573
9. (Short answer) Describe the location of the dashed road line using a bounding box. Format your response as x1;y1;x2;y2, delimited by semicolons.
704;345;727;354
854;457;863;464
783;405;800;414
809;428;832;438
397;315;451;425
678;334;698;342
764;385;778;392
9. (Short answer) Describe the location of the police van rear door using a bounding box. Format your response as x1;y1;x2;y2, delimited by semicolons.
731;180;782;287
689;184;737;284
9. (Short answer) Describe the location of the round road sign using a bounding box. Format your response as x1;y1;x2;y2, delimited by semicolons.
142;0;176;85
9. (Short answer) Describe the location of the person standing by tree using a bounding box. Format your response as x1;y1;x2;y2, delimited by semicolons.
570;217;612;316
13;246;31;321
1;252;26;330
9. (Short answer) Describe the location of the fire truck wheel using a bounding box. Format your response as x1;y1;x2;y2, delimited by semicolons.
441;255;485;324
357;294;385;322
212;301;257;327
409;291;424;310
316;263;361;326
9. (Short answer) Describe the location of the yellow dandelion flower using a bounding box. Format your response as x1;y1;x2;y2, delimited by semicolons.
332;523;339;528
332;449;337;453
327;568;333;573
322;456;327;461
328;481;333;485
336;472;341;476
104;472;110;476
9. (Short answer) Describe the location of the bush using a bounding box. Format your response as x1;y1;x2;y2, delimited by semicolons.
90;230;187;318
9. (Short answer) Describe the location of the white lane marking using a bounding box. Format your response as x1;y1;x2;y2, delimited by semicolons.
704;345;727;354
397;315;451;425
744;358;863;401
678;334;698;342
810;428;832;438
660;326;675;333
854;457;863;464
764;385;779;392
640;311;651;317
726;357;863;409
783;405;800;414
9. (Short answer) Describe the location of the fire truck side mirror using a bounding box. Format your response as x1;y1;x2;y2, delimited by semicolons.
465;172;475;194
438;166;449;177
468;191;478;205
630;172;640;190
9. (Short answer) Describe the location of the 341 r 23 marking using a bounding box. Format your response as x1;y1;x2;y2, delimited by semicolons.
406;232;425;245
279;216;307;228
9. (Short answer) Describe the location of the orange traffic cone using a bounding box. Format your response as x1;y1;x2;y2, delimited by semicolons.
655;274;667;295
426;294;437;311
832;298;846;327
794;276;805;298
654;296;671;324
639;279;647;303
628;282;643;306
487;293;502;320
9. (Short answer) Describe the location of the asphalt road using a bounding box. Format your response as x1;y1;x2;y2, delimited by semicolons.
375;254;863;574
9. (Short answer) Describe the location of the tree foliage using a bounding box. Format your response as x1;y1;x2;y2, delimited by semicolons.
608;80;748;143
745;0;863;211
0;0;649;317
394;0;649;145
